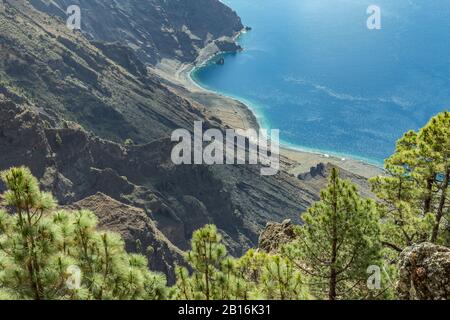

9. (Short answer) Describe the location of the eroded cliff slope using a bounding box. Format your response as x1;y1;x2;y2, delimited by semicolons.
0;1;320;281
28;0;244;64
0;0;370;277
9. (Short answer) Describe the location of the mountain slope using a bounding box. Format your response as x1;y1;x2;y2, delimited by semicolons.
1;0;205;145
0;0;371;282
0;0;315;263
28;0;243;64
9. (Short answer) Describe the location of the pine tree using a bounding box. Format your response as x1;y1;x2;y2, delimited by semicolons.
285;168;382;300
0;167;167;300
236;249;309;300
420;112;450;243
186;225;226;300
0;167;57;299
259;255;306;300
370;111;449;249
173;227;310;300
174;225;224;300
173;225;254;300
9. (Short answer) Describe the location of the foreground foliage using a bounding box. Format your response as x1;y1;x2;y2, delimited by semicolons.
0;112;448;300
0;167;167;300
172;225;310;300
370;111;449;251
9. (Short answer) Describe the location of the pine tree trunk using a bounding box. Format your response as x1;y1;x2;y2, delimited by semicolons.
431;167;449;243
204;240;210;300
329;171;338;301
329;265;337;300
423;176;434;214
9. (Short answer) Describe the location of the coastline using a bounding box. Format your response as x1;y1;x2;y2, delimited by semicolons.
149;34;384;179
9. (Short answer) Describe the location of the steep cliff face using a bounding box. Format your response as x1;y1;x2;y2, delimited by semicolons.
0;95;315;256
0;0;317;279
1;0;204;145
29;0;244;64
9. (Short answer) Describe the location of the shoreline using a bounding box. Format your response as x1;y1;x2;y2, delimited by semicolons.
149;34;384;179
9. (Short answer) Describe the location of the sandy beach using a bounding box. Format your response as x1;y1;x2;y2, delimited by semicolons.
149;47;384;180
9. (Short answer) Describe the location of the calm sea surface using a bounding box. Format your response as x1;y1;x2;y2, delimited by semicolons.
192;0;450;164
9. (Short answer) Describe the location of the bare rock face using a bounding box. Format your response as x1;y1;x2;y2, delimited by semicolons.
298;163;328;180
0;94;311;260
29;0;244;64
258;219;297;253
397;242;450;300
298;163;373;199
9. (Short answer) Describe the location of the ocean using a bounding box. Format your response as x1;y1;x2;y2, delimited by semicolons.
191;0;450;165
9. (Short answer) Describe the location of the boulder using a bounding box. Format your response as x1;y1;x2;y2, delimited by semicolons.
397;242;450;300
258;219;297;253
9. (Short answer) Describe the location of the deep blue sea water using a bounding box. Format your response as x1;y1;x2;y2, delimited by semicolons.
192;0;450;165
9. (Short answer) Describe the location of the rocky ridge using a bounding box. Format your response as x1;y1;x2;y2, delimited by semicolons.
28;0;244;65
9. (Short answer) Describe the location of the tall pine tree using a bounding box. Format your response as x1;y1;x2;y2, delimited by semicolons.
173;225;253;299
370;111;449;249
284;168;382;300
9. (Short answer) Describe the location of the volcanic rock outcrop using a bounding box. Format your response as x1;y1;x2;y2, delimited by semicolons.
397;242;450;300
258;219;297;253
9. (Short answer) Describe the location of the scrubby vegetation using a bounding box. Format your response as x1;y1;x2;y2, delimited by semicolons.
0;112;448;300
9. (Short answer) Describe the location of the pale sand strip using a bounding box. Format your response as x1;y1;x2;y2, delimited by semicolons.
149;46;384;180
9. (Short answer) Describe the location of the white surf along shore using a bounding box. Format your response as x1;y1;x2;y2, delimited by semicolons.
149;31;384;179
